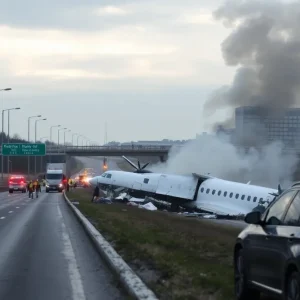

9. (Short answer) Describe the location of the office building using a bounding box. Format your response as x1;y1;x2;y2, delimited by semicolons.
235;106;300;148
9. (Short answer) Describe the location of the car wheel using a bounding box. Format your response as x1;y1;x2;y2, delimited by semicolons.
46;189;49;193
234;248;260;300
285;271;300;300
9;190;13;194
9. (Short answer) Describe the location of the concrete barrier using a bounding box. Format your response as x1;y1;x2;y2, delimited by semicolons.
63;192;158;300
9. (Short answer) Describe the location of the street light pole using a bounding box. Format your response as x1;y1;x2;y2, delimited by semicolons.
28;114;41;177
50;125;60;163
64;130;71;146
34;118;47;175
77;135;82;146
1;88;12;179
40;137;48;173
58;128;67;146
6;107;20;176
72;133;78;146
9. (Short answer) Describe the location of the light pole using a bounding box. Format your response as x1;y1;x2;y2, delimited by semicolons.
0;88;11;179
64;130;71;146
28;114;41;177
77;135;83;146
58;127;67;146
72;133;79;146
34;118;47;175
6;107;20;177
40;137;48;173
50;125;60;163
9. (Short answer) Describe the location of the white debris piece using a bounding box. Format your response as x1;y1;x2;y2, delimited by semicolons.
139;202;157;211
202;214;217;219
115;192;127;200
128;197;145;203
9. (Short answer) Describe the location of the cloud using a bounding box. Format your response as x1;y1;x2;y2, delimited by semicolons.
0;0;236;144
95;6;130;16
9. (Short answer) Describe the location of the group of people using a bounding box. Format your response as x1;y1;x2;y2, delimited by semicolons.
27;179;41;199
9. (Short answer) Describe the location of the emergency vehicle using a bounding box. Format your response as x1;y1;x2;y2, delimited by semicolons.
8;175;27;193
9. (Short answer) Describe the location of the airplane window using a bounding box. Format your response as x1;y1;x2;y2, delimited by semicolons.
253;197;257;202
201;188;204;193
218;191;221;196
282;191;300;226
229;192;233;198
212;190;216;195
224;192;227;197
266;190;297;225
241;195;245;200
206;189;210;194
247;196;251;201
143;178;149;184
235;194;239;199
106;174;112;179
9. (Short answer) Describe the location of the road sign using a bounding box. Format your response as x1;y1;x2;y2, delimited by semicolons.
2;143;46;156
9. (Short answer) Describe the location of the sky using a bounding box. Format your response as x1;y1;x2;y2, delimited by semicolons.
0;0;236;144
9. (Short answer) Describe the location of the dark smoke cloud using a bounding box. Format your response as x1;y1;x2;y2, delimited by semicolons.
204;0;300;122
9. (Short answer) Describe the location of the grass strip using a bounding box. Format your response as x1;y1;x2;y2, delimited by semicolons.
67;188;241;300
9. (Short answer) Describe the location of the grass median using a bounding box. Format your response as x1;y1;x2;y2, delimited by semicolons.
66;188;241;300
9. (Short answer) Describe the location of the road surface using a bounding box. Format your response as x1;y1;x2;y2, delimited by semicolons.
0;190;123;300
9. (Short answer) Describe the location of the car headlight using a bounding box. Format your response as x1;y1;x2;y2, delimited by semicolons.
59;183;63;187
46;185;49;188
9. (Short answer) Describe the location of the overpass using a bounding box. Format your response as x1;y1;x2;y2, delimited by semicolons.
45;145;174;158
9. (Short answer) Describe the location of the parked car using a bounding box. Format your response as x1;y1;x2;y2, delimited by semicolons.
234;183;300;300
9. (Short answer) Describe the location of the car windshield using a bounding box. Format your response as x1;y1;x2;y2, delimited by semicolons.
46;174;63;180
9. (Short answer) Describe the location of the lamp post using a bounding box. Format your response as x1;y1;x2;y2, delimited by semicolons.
40;137;48;173
6;107;20;177
72;133;79;146
0;88;11;179
77;135;83;147
64;129;71;146
34;118;47;175
50;125;60;162
58;127;67;146
28;114;42;177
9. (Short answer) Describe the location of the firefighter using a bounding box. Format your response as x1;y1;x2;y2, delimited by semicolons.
27;180;34;199
35;180;40;198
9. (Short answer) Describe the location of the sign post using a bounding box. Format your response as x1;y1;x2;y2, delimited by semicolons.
2;143;46;156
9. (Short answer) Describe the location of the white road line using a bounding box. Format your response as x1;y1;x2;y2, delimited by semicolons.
0;217;5;220
57;202;86;300
16;207;19;209
8;211;13;213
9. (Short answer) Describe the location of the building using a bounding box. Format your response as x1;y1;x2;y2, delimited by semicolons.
235;106;300;148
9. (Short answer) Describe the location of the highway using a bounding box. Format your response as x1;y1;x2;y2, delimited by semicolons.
0;190;123;300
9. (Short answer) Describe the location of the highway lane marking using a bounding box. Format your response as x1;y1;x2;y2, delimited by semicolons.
8;211;13;213
0;217;5;220
57;202;86;300
16;207;19;209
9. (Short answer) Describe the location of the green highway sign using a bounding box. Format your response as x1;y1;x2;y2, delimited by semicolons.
2;143;46;156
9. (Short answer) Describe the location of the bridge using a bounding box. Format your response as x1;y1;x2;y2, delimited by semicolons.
0;145;177;160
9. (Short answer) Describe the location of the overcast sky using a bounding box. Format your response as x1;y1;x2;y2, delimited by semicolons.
0;0;235;144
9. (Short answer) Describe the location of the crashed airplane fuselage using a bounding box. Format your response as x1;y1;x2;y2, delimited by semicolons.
89;170;277;215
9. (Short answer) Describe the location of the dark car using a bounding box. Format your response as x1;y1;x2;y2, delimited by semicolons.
234;183;300;300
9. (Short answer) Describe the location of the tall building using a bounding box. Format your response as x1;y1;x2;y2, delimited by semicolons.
235;106;300;148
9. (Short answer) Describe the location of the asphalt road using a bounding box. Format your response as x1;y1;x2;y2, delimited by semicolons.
0;189;123;300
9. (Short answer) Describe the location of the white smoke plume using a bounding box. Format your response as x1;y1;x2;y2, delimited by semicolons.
150;134;298;189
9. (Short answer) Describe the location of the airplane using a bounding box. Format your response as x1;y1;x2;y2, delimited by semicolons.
88;156;281;216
